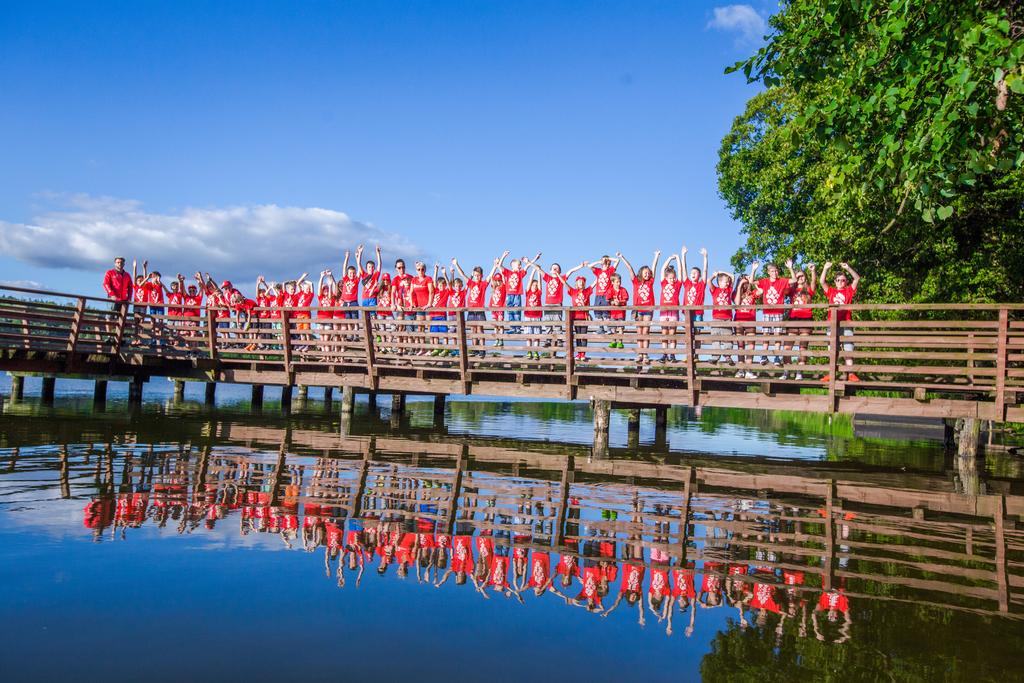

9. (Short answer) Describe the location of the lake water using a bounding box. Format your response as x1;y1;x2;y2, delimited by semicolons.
1;378;1023;682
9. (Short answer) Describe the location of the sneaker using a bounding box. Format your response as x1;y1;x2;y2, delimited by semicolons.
773;361;783;368
794;372;803;381
607;342;617;349
744;371;758;379
616;341;625;349
847;373;861;382
735;370;744;378
780;372;789;380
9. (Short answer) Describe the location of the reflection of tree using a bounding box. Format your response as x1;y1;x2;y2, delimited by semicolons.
700;600;1024;682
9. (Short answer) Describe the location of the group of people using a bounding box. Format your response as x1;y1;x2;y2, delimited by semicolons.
101;245;862;380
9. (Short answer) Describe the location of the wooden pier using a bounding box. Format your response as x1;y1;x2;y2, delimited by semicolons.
1;285;1023;450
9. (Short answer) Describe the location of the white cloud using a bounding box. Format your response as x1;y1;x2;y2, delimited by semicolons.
0;194;424;285
0;279;44;290
707;4;766;44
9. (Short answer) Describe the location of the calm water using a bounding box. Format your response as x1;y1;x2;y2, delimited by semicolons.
1;380;1023;682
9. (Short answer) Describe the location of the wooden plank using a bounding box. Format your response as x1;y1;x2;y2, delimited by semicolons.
205;308;218;361
995;495;1010;612
683;311;697;405
455;311;469;393
824;479;835;591
827;313;840;411
443;448;467;535
281;310;292;374
678;466;693;562
564;320;575;399
552;455;575;548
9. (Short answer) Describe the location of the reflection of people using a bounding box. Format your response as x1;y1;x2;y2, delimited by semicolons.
813;587;852;643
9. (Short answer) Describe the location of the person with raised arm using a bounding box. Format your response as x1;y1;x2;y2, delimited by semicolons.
486;257;507;355
497;250;539;335
294;273;314;351
819;262;861;382
358;244;383;309
757;261;794;375
681;246;709;364
452;258;488;358
523;269;544;360
658;253;682;363
315;269;337;360
787;261;817;380
617;250;659;368
428;263;452;356
733;263;761;378
524;257;564;357
561;263;591;362
605;272;630;352
708;268;735;368
587;254;620;336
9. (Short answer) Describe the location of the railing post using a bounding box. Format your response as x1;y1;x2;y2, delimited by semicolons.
281;310;292;374
455;310;470;393
67;297;85;354
564;310;575;399
823;479;836;591
994;495;1010;612
205;308;219;361
683;308;697;405
361;309;377;389
113;302;128;354
827;308;840;412
552;454;575;548
995;307;1008;421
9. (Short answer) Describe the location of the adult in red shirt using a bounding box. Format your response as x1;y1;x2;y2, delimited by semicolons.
587;254;620;336
788;262;817;381
708;271;735;367
757;260;795;370
102;256;133;305
819;261;861;382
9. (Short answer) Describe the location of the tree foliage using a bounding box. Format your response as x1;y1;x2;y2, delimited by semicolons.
718;1;1024;302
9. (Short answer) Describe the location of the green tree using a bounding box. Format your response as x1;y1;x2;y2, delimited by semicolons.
719;1;1024;302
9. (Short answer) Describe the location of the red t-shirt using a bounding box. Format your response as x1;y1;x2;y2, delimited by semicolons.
790;286;815;320
524;288;543;319
758;277;789;316
167;291;183;316
502;267;526;295
671;567;696;598
377;288;393;318
133;282;150;304
489;556;510;588
451;536;474;573
360;269;381;301
632;276;655;308
234;298;257;317
591;266;615;297
826;286;856;321
148;283;165;305
317;291;335;318
660;279;681;306
735;288;758;322
751;582;781;613
702;562;723;594
391;273;413;304
466;279;487;308
489;283;507;320
567;285;592;321
649;567;670;595
621;563;645;593
430;287;450;310
448;288;467;309
818;590;849;613
294;290;314;319
577;566;603;605
607;285;629;320
183;293;203;316
682;279;706;306
555;554;580;578
542;273;564;305
709;285;733;321
410;275;432;307
340;275;360;303
529;552;551;587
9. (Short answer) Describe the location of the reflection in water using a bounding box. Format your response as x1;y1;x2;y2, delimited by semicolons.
2;429;1023;681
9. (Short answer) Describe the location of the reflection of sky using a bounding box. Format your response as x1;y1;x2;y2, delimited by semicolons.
0;447;726;681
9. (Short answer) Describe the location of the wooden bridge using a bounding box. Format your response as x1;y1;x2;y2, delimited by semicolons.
2;284;1023;450
4;421;1022;618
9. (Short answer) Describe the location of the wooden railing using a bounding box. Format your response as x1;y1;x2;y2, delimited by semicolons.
2;285;1023;420
8;439;1021;618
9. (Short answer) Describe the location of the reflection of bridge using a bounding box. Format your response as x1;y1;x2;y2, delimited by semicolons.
5;426;1022;619
1;285;1023;453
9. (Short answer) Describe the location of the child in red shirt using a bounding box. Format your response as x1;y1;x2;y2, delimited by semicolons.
734;267;762;379
618;250;660;367
523;271;544;360
606;273;629;350
562;263;591;362
452;258;488;357
788;262;817;380
658;254;682;363
587;254;620;336
357;244;383;307
708;270;735;367
487;271;507;354
429;266;451;356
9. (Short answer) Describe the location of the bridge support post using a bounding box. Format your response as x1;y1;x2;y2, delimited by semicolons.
251;384;264;410
128;378;144;404
204;382;216;405
280;385;293;412
93;380;107;406
341;386;355;416
367;391;378;412
173;380;185;402
592;399;610;459
391;393;405;415
41;376;56;404
297;385;308;405
957;417;982;459
654;407;668;446
433;395;446;428
323;387;333;410
10;375;24;401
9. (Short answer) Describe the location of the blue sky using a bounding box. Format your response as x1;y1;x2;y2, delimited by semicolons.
0;1;770;294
